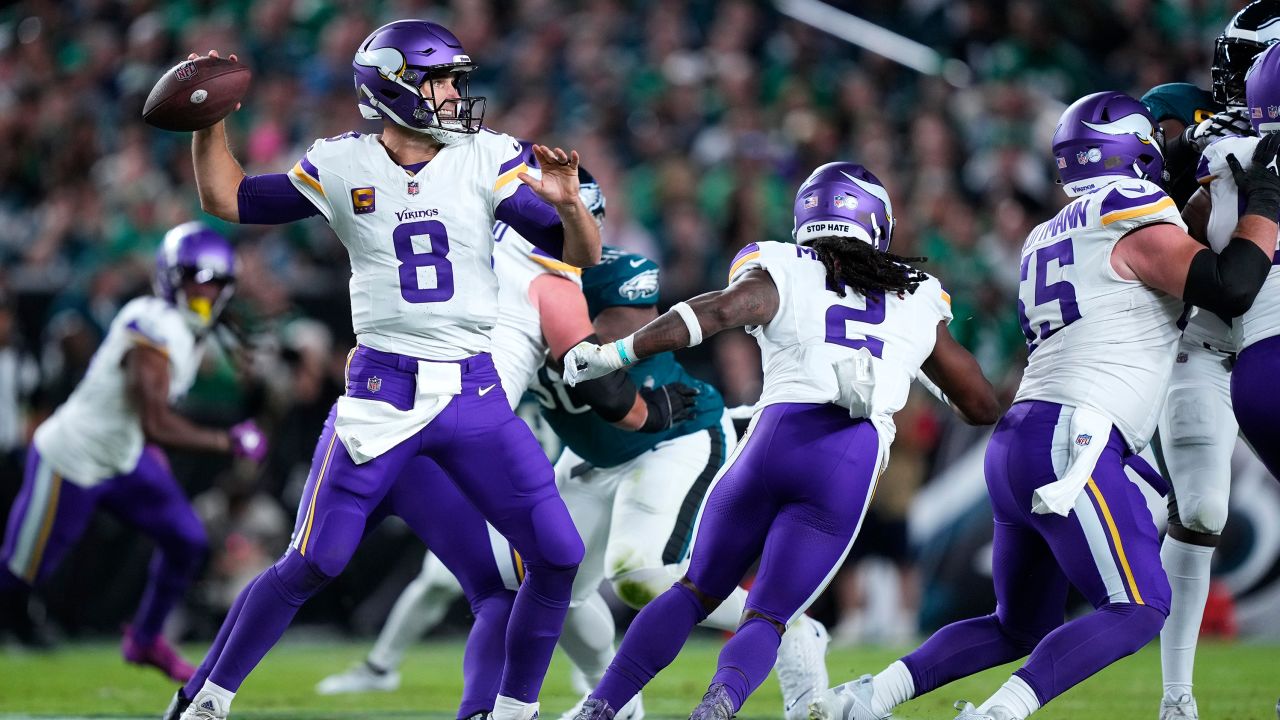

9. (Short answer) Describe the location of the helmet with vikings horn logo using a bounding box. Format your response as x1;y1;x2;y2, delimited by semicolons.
352;20;486;145
154;222;236;330
1052;91;1165;197
792;163;895;252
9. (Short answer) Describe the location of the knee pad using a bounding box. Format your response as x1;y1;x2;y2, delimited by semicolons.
468;587;516;619
1165;386;1221;447
303;508;366;578
609;567;676;610
270;551;334;606
1103;603;1166;653
1180;494;1229;536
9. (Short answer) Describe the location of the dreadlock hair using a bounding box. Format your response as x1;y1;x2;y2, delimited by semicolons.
807;236;928;300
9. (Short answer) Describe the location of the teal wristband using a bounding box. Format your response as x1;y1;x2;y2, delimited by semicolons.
614;339;631;365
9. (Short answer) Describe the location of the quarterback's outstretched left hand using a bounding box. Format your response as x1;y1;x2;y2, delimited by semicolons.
519;145;581;208
562;340;630;386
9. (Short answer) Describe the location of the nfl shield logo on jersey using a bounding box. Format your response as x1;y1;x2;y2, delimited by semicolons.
1075;433;1092;446
367;376;382;393
407;180;419;196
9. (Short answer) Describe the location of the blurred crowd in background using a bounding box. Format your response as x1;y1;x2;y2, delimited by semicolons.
0;0;1249;646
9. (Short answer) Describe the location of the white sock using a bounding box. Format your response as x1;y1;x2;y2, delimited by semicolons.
1160;536;1214;696
701;586;749;631
195;681;235;712
491;694;539;720
558;591;617;686
978;676;1039;719
871;660;915;717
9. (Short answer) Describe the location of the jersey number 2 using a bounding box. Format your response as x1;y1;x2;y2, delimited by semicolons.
825;289;886;357
393;220;454;303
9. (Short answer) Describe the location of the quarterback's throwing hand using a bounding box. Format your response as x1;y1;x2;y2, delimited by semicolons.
562;340;630;386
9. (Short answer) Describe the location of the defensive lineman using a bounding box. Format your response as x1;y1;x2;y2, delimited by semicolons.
176;19;600;720
811;92;1280;720
1141;6;1280;717
563;162;999;720
0;223;265;682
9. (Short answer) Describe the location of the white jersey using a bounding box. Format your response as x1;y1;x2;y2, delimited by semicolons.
728;240;952;450
1013;178;1186;451
491;222;582;409
33;297;202;486
1196;135;1280;351
288;130;538;360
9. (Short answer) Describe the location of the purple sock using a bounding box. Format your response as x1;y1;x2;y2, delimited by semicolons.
207;552;329;692
593;583;707;710
460;588;516;717
710;617;782;711
497;562;574;702
132;539;205;646
1014;603;1164;704
901;613;1042;695
184;575;257;698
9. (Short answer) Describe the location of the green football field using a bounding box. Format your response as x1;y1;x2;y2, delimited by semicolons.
0;637;1276;719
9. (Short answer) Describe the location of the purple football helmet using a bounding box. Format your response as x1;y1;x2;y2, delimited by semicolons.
793;162;895;251
1246;43;1280;134
353;20;485;144
155;221;236;329
1052;91;1164;197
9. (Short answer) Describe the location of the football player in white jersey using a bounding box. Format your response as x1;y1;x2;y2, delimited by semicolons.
0;223;265;683
1212;44;1280;548
175;20;600;720
809;92;1280;720
317;174;831;720
560;162;999;720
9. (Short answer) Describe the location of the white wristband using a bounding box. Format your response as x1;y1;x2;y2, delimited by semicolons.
671;301;703;346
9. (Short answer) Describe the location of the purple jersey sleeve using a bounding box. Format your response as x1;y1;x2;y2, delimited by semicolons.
237;173;321;224
495;183;565;259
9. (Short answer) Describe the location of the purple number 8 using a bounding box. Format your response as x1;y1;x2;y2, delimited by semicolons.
825;289;887;357
392;220;454;304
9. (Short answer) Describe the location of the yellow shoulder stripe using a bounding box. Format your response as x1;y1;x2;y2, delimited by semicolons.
291;162;325;196
494;163;530;193
128;331;170;358
530;254;582;276
941;289;951;307
1100;196;1174;226
728;251;761;283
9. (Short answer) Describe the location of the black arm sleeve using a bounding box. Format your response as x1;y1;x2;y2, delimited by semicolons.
1183;239;1273;318
566;368;638;423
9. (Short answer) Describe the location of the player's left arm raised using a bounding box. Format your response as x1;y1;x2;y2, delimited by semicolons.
514;145;601;267
563;268;779;385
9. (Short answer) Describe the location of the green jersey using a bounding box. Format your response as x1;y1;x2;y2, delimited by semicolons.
529;248;725;468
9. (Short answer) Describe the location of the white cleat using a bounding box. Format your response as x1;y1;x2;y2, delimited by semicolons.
808;675;884;720
559;692;644;720
179;692;229;720
315;661;401;695
1159;692;1199;720
778;615;832;720
952;701;1015;720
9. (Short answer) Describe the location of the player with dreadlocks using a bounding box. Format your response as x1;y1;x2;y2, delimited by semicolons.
560;161;999;720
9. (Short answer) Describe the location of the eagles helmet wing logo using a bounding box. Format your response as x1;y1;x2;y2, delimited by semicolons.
619;268;659;301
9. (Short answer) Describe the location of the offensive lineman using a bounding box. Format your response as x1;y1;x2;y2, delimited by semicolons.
810;92;1280;720
562;162;999;720
0;223;265;682
1141;5;1280;717
316;179;831;720
176;19;600;720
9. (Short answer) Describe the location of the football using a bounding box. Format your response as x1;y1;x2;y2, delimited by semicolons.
142;56;250;132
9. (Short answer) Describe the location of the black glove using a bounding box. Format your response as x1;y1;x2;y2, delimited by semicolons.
638;383;699;433
1226;131;1280;221
1182;107;1254;151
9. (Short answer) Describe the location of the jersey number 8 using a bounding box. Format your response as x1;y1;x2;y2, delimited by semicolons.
393;220;454;303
